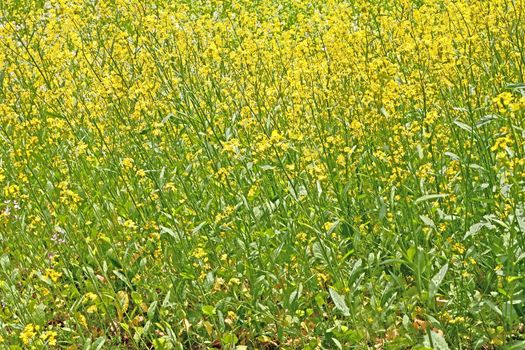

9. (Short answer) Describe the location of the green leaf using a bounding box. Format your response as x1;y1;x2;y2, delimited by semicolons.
507;83;525;89
484;299;502;317
160;226;179;240
0;254;10;269
131;291;143;306
454;120;472;132
148;300;158;319
289;283;303;304
222;332;238;345
453;119;473;133
202;305;216;316
92;337;106;350
476;114;498;127
423;331;449;350
162;290;172;308
315;293;326;307
429;264;448;300
331;337;343;350
192;222;206;234
329;288;350;316
414;194;449;204
113;270;132;290
420;215;436;229
406;247;417;263
503;341;525;350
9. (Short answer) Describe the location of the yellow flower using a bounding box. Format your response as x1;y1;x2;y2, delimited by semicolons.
192;247;207;259
84;292;98;302
3;184;20;198
87;305;98;314
492;92;513;112
20;324;39;345
40;330;58;346
123;219;138;230
77;313;88;328
453;242;465;255
296;232;307;242
44;268;62;283
336;154;346;166
122;157;134;169
164;182;176;192
229;278;241;286
324;221;336;232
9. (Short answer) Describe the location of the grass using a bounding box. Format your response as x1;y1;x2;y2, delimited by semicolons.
0;0;524;348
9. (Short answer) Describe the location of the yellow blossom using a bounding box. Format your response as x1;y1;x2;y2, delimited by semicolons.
20;324;39;345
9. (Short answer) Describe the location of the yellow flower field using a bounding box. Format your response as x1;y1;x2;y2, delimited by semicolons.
0;0;524;348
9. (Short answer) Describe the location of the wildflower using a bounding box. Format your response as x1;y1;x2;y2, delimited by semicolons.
122;158;134;169
453;242;465;255
225;312;238;325
87;305;98;314
336;154;346;166
229;278;241;286
493;92;513;112
3;184;20;198
163;182;176;192
84;292;98;302
44;268;62;283
77;313;88;328
316;272;330;285
324;221;336;232
192;247;207;260
123;219;138;230
296;232;307;242
20;324;39;345
40;330;58;346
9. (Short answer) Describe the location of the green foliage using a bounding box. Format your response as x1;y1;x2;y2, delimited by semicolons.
0;0;524;348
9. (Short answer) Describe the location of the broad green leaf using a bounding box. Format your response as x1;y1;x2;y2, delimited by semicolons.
484;300;503;317
329;288;350;316
429;264;448;300
93;337;106;350
148;300;158;319
160;225;178;240
420;215;436;229
423;331;449;350
131;291;143;306
113;270;132;290
503;341;525;350
453;119;473;132
415;194;449;204
202;305;216;316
